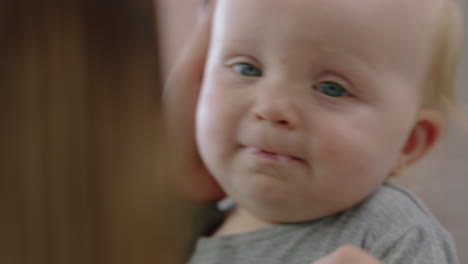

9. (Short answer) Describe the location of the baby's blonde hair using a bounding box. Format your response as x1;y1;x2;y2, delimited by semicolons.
425;0;464;113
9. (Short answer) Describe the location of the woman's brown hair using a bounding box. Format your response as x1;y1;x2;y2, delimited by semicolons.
0;0;199;263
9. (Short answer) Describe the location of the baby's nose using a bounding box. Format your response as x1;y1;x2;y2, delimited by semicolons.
251;101;299;130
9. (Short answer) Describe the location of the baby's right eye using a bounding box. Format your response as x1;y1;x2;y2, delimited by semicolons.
231;63;262;77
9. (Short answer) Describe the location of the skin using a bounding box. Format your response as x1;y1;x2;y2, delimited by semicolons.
164;0;225;203
164;0;444;262
313;246;381;264
197;0;442;229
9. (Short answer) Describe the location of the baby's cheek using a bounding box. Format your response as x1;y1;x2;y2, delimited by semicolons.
197;90;242;154
314;137;384;211
315;128;381;181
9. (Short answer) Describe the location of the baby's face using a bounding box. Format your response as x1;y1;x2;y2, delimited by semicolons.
196;0;440;221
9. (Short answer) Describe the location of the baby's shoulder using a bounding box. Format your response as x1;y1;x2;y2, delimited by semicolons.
344;183;458;263
346;182;447;235
353;182;435;225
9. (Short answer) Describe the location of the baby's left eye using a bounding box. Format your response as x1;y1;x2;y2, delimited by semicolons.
314;81;350;97
232;63;262;77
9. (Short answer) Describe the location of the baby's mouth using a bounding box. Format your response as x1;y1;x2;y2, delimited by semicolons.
245;147;304;162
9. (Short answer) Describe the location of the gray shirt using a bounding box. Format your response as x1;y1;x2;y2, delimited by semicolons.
189;183;458;264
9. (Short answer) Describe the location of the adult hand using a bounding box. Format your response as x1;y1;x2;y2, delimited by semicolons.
313;246;381;264
163;0;225;203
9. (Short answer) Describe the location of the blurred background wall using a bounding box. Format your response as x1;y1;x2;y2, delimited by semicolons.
156;0;468;263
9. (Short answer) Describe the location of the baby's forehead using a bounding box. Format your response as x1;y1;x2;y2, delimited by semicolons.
217;0;444;26
216;0;446;60
216;0;444;55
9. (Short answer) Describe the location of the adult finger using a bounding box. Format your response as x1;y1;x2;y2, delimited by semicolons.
313;246;381;264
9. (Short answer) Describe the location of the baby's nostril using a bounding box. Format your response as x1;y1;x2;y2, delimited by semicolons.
255;114;264;120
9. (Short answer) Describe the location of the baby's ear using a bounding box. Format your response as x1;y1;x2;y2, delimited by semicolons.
401;108;444;166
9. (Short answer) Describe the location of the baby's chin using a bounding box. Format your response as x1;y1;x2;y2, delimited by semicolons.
237;197;351;224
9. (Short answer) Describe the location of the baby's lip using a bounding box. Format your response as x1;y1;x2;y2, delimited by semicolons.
244;146;304;162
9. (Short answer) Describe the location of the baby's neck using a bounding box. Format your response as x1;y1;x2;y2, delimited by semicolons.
213;206;279;237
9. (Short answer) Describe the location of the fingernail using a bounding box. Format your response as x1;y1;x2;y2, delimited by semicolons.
197;0;210;21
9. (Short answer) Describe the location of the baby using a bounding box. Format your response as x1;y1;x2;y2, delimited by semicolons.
190;0;463;263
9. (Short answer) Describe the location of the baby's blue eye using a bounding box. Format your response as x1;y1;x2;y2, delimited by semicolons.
232;63;262;77
314;82;349;97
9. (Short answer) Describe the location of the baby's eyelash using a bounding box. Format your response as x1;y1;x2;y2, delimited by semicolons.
231;63;263;77
314;81;350;97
